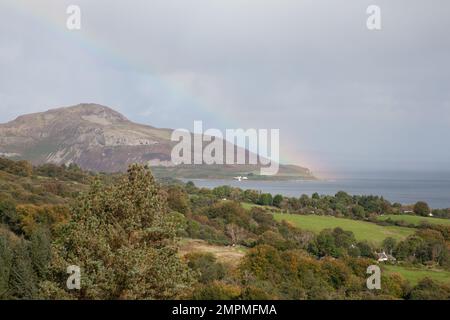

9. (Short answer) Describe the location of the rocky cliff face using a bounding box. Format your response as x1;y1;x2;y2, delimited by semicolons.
0;103;314;179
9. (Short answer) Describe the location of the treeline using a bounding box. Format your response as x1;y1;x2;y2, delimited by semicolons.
0;158;93;207
0;157;88;182
187;183;450;219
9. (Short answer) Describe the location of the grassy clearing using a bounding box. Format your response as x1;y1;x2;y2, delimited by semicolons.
240;202;281;212
178;238;246;267
273;213;415;245
378;214;450;226
383;265;450;285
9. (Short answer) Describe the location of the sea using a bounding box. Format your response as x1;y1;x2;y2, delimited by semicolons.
183;171;450;209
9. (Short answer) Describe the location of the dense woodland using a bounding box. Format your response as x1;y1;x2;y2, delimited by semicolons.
0;157;449;300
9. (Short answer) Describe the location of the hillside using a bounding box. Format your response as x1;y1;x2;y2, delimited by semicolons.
1;157;449;300
0;103;314;180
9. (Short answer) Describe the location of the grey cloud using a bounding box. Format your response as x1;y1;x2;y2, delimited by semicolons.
0;0;449;171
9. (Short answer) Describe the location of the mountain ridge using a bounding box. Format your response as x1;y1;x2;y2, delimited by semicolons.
0;103;315;179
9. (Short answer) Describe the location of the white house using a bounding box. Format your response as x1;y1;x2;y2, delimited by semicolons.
376;251;396;263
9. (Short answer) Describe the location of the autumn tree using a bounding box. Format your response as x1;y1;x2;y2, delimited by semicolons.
166;185;191;215
414;201;430;217
226;223;246;245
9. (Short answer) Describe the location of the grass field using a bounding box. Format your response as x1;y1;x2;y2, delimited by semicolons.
273;214;415;245
241;202;281;212
383;265;450;285
378;214;450;226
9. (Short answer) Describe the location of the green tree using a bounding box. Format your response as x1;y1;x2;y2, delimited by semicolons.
8;239;38;299
186;252;226;284
44;164;194;299
382;237;397;254
409;278;450;300
352;205;366;219
414;201;430;217
309;229;339;258
258;193;273;206
356;241;374;258
29;227;52;279
0;235;13;298
272;194;284;208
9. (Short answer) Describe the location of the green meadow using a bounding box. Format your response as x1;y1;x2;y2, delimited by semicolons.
383;265;450;285
378;214;450;226
273;213;415;245
241;202;281;211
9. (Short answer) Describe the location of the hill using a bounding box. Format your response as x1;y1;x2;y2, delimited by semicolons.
0;103;314;180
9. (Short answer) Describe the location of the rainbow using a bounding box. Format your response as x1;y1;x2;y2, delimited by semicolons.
2;0;322;172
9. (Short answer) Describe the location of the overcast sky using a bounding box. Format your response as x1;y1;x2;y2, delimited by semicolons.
0;0;449;173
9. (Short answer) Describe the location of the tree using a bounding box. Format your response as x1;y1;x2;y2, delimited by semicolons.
29;227;52;279
8;239;38;299
356;241;374;258
191;281;241;300
409;278;450;300
352;205;366;219
272;194;283;208
299;194;311;208
0;235;13;298
186;252;226;284
332;227;356;249
0;200;20;233
166;186;191;214
226;223;246;245
243;189;260;204
381;273;407;299
44;164;194;299
259;230;287;250
185;181;197;194
212;185;233;199
258;193;273;206
309;229;339;258
382;237;397;254
414;201;430;217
